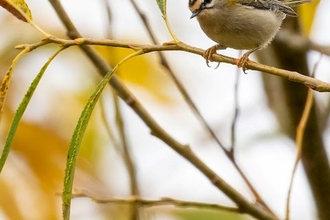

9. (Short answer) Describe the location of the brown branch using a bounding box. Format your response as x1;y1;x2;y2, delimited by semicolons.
72;189;239;213
114;93;140;218
16;37;330;92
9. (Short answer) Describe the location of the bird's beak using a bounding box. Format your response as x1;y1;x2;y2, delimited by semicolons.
190;8;202;19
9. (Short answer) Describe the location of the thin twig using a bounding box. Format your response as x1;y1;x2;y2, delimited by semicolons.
72;189;239;213
102;2;140;219
230;58;241;151
285;54;323;220
114;93;140;218
226;65;275;216
99;95;121;150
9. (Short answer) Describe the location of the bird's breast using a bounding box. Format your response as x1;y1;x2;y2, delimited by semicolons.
196;5;285;50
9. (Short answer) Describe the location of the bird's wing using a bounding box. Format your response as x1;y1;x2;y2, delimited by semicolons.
237;0;298;16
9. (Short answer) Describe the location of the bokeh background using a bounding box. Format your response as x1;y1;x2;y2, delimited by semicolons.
0;0;329;219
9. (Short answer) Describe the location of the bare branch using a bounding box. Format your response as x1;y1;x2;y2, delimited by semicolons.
72;189;240;213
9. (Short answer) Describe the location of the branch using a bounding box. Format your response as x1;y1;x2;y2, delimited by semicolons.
285;84;314;220
275;30;330;56
16;37;330;92
72;189;239;213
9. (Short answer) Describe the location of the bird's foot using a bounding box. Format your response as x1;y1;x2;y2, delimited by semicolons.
237;53;250;74
203;45;223;68
236;48;258;73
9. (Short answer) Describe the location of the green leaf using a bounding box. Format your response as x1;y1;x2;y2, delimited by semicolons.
0;0;32;22
0;48;64;173
62;50;142;220
156;0;166;16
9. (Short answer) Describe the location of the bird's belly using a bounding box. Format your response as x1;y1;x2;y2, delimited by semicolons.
197;6;285;50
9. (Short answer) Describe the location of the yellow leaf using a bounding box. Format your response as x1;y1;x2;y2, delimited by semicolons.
0;0;32;22
298;0;320;35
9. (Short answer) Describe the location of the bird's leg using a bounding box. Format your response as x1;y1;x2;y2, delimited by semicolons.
237;47;259;73
203;44;226;68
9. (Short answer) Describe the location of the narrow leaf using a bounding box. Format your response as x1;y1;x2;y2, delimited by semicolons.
155;0;166;16
0;0;32;22
0;49;28;124
0;48;64;173
62;51;142;220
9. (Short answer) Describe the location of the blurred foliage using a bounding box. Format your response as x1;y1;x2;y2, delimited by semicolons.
298;0;320;35
173;209;248;220
96;45;175;104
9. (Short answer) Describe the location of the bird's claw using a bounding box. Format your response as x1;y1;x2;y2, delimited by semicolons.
203;45;220;69
237;54;250;74
236;48;258;73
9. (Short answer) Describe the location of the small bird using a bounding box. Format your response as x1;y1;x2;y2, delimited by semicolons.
189;0;310;69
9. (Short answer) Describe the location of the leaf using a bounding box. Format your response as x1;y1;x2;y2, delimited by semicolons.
0;0;32;22
62;51;142;220
298;0;320;35
0;48;63;173
0;49;28;124
155;0;166;16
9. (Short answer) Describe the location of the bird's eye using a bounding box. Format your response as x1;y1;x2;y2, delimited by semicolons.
203;0;214;7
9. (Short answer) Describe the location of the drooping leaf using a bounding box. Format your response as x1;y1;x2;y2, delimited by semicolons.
0;48;63;173
0;0;32;22
0;49;28;124
155;0;166;16
62;51;142;220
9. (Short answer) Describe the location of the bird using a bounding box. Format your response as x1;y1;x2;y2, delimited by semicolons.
189;0;311;70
